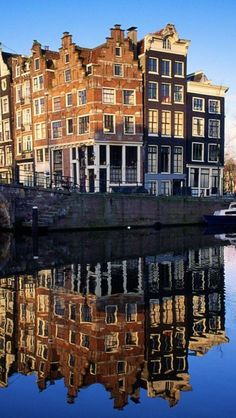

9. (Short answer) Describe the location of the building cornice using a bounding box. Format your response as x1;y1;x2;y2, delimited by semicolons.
187;81;228;97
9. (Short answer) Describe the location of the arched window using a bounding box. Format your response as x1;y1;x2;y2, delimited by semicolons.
163;38;171;49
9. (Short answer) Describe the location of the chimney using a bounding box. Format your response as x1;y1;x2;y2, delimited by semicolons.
127;27;137;45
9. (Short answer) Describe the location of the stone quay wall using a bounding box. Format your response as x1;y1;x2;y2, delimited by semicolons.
0;184;232;230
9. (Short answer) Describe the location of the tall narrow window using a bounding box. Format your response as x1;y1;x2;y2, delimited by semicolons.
52;121;62;139
192;143;203;161
148;57;158;73
78;90;87;105
161;83;171;103
174;112;184;137
78;116;89;134
148;146;157;173
209;99;220;114
104;115;115;133
173;147;183;173
148;82;158;100
124;116;135;134
174;61;184;77
161;60;171;77
208;144;218;162
208;119;220;138
161;111;171;136
174;85;184;103
148;110;158;135
192;118;204;137
161;146;170;173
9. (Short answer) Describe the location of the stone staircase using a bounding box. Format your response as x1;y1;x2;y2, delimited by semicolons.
20;191;73;229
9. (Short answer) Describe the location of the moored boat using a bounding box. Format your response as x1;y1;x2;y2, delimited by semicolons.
204;202;236;226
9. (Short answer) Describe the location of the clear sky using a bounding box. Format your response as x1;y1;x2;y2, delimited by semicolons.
1;0;236;155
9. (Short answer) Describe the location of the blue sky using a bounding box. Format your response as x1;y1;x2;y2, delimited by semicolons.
1;0;236;154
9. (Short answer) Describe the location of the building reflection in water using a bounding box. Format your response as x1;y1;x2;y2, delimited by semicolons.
0;244;228;409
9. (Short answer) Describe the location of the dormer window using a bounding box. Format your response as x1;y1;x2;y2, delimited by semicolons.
163;38;171;49
65;53;70;63
34;58;40;71
24;62;30;72
115;47;121;57
15;65;21;77
86;64;93;76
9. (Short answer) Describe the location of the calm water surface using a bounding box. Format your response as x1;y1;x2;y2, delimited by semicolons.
0;227;236;418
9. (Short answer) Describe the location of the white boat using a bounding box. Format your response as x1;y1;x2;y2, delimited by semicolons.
204;202;236;226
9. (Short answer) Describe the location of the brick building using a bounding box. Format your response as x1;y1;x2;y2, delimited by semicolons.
0;48;16;183
0;23;228;195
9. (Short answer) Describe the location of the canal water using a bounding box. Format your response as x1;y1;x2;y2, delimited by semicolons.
0;226;236;418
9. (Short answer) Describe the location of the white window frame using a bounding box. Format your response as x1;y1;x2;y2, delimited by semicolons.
33;75;44;92
123;89;135;105
161;110;171;136
124;115;135;135
3;120;10;141
208;143;219;163
148;81;158;101
15;65;21;77
192;142;204;162
22;108;31;126
51;120;62;139
78;115;90;135
208;99;221;114
34;58;40;71
148;109;158;136
174;111;184;138
161;83;171;104
66;92;73;107
103;114;115;134
192;117;205;137
16;137;22;155
160;145;171;173
22;135;32;152
208;119;220;139
1;96;9;114
174;61;184;77
52;96;61;112
77;89;87;106
173;146;183;174
147;145;158;173
0;147;5;166
192;97;205;112
34;97;45;115
102;88;115;104
64;68;71;82
114;63;123;77
174;84;184;104
66;118;73;135
86;64;93;76
16;111;22;129
161;59;171;78
148;57;158;74
35;122;46;140
16;85;22;103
